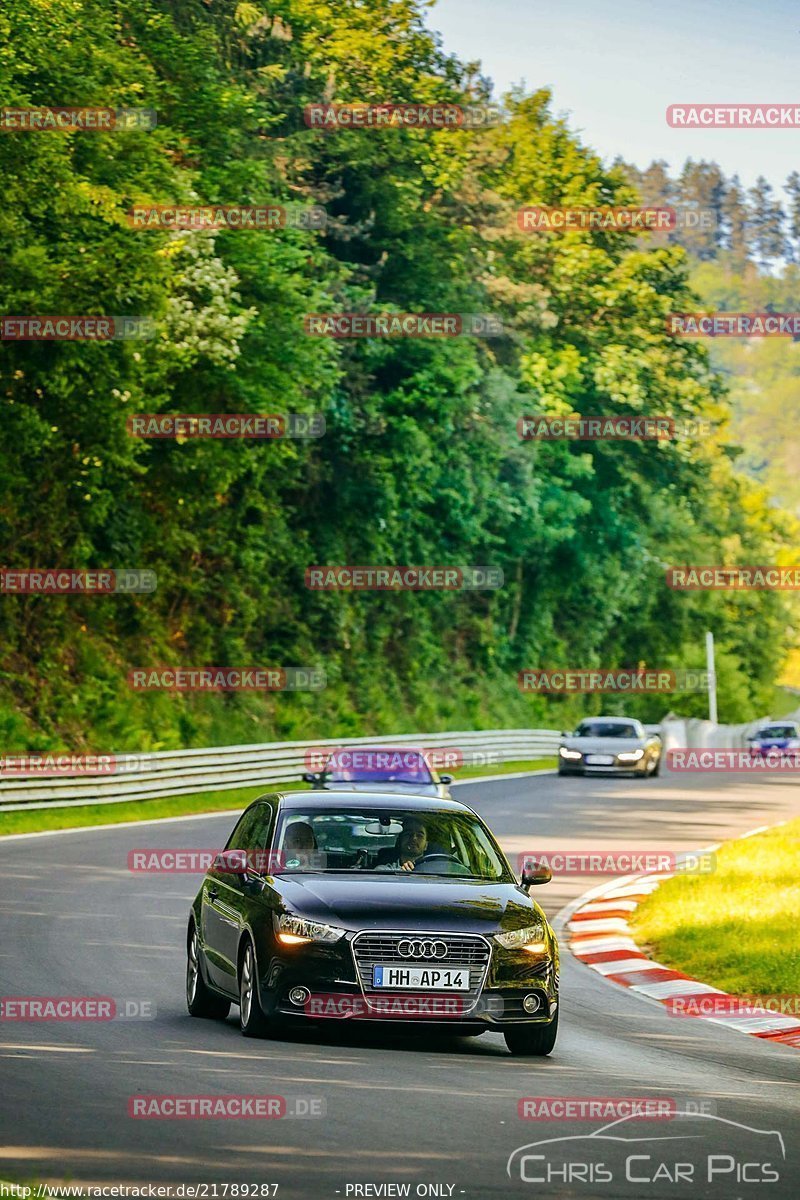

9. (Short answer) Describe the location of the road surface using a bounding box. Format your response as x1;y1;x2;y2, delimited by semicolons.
1;768;798;1197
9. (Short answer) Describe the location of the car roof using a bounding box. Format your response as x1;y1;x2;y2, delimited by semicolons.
579;716;640;724
324;745;431;755
254;790;473;814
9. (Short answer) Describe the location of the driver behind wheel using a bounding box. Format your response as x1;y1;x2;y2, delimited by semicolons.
375;817;428;871
281;821;319;869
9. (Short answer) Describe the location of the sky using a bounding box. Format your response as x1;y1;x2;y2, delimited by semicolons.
427;0;800;193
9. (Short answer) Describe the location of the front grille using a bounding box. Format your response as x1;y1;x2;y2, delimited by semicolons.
351;930;491;1014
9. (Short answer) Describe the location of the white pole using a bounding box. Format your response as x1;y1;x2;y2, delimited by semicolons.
705;631;718;724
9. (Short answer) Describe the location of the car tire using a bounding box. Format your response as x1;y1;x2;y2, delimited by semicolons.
650;755;661;777
186;923;231;1020
239;938;272;1038
504;1007;558;1056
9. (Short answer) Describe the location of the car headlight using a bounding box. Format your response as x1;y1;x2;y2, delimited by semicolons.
494;922;548;952
617;748;644;762
275;913;346;945
751;741;763;751
559;747;582;760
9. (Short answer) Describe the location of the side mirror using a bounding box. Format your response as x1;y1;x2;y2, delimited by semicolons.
302;772;317;783
213;849;248;876
561;730;571;738
521;861;552;888
439;774;453;784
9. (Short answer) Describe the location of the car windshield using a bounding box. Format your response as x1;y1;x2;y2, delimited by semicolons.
323;749;434;785
271;807;509;880
575;722;638;738
756;725;798;739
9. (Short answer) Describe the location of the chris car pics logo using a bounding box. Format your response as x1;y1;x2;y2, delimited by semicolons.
507;1112;784;1187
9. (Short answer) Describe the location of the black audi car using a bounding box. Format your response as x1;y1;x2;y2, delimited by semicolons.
187;791;559;1055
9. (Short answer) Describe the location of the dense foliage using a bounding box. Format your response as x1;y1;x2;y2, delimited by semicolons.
621;158;800;520
0;0;795;750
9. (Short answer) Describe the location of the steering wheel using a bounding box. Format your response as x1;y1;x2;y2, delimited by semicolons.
412;852;469;875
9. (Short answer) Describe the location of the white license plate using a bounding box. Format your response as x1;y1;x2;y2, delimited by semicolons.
585;754;615;765
372;965;470;990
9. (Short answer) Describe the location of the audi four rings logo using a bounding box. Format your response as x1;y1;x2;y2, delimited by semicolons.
397;939;448;959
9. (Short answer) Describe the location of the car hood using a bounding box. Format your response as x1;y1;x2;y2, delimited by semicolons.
276;875;541;934
562;736;644;752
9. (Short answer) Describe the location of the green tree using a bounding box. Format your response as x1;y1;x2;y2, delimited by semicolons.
748;176;786;266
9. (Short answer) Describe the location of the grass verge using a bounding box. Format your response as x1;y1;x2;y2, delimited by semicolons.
0;757;556;837
629;817;800;994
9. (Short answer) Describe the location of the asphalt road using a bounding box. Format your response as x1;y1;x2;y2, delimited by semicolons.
1;769;799;1199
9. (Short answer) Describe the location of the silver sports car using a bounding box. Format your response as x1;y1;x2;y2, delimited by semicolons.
558;718;662;777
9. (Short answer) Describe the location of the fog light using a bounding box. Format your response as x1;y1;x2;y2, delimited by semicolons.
523;993;542;1014
288;986;310;1006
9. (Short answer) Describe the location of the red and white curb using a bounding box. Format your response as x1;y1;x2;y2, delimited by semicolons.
557;868;800;1050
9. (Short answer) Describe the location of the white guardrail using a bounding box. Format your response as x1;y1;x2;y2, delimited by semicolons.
3;710;793;813
0;729;563;812
660;709;800;753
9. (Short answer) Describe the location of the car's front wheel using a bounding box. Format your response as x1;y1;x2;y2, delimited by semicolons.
186;923;231;1020
504;1007;558;1056
239;939;272;1038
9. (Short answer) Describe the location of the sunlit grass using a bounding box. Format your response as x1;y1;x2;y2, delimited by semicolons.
630;817;800;993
